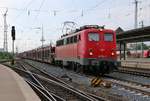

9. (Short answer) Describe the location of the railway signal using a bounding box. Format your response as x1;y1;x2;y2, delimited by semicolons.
11;26;15;40
11;26;15;65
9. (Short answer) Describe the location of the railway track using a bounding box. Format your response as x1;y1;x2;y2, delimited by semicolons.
105;74;150;87
26;80;63;101
67;67;150;97
117;67;150;77
104;66;150;98
104;75;150;96
14;60;106;101
24;60;129;100
12;64;61;101
0;59;11;63
16;59;150;100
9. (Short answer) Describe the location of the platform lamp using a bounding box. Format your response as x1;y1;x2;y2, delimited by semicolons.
11;26;15;65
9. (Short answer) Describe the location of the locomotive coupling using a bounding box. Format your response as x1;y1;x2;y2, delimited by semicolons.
91;77;111;88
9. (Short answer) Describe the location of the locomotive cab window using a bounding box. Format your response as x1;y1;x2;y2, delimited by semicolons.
88;32;99;41
104;33;113;41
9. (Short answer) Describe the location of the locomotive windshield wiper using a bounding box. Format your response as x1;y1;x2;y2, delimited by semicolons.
90;38;97;41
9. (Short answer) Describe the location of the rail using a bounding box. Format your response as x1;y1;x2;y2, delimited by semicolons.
13;61;106;101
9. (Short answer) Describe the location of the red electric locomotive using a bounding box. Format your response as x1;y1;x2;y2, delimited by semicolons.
55;25;117;74
19;25;118;75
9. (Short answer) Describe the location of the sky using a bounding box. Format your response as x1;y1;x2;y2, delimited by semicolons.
0;0;150;52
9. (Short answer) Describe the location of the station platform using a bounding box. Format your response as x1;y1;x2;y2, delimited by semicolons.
118;58;150;69
0;64;41;101
118;58;150;62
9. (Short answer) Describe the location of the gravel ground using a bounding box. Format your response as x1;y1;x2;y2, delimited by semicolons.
107;72;150;85
26;60;150;101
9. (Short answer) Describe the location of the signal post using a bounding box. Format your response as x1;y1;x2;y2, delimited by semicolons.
11;26;15;65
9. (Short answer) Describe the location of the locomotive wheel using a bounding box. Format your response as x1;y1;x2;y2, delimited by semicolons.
55;61;59;66
83;66;90;74
76;64;83;73
91;66;100;75
75;64;80;73
73;63;77;72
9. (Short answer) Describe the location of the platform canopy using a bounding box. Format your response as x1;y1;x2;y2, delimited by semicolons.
116;26;150;43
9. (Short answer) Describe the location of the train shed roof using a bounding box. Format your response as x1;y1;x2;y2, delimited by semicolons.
116;26;150;43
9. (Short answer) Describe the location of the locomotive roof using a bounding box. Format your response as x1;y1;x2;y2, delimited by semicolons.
58;28;114;41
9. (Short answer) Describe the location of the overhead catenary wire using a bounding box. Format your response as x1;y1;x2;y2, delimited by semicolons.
13;0;35;22
72;0;109;21
2;0;137;31
1;0;147;20
33;0;46;25
0;0;148;32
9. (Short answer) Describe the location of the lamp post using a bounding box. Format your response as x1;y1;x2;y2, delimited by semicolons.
40;25;45;61
139;21;144;57
34;25;45;61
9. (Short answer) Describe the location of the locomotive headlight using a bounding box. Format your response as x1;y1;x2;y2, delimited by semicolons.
89;49;93;56
111;52;115;56
89;52;93;56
